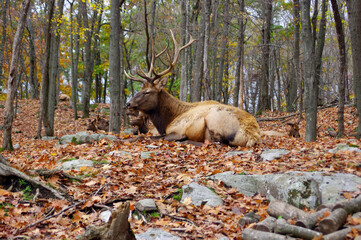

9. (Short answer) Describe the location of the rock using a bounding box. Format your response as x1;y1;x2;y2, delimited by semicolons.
141;151;156;159
136;228;180;240
123;128;134;134
146;144;159;149
99;210;112;223
13;144;21;149
135;199;157;212
225;150;252;158
59;131;117;145
261;149;290;161
56;159;94;171
209;171;361;209
109;150;131;157
42;136;57;141
328;143;361;153
181;182;223;207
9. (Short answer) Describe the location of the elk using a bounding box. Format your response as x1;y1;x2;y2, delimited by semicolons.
125;30;260;147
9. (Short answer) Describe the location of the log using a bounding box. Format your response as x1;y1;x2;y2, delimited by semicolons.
267;200;307;220
295;208;330;229
318;208;348;234
77;202;136;240
274;218;322;240
332;195;361;214
242;228;297;240
0;155;66;200
238;212;261;226
322;224;361;240
253;216;277;232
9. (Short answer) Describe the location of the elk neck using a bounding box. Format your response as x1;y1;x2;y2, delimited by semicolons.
146;89;193;135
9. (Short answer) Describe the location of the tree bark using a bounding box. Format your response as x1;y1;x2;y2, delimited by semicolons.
2;0;31;150
179;0;188;101
318;208;348;234
36;0;55;139
233;0;245;108
301;0;317;142
242;228;297;240
0;0;9;87
346;0;361;139
267;200;307;220
27;9;39;100
109;0;121;133
253;216;276;232
331;0;346;137
274;218;322;239
258;0;272;113
202;0;211;101
215;0;230;103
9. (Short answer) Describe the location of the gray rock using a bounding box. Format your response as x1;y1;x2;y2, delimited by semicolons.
141;151;156;159
261;149;290;161
136;228;180;240
181;182;223;207
99;210;112;223
59;131;117;145
146;145;159;149
13;144;21;149
209;171;361;209
42;136;57;141
135;199;157;212
109;150;131;157
328;144;361;153
56;159;94;171
123;128;134;134
225;151;252;158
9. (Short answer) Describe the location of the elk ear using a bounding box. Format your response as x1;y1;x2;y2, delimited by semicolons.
154;77;168;90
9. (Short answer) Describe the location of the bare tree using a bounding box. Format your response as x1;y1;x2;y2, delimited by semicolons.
27;8;39;99
346;0;361;139
0;0;9;87
69;0;79;119
2;0;31;150
331;0;346;137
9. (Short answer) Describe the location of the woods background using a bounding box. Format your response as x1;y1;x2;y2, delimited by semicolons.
0;0;361;149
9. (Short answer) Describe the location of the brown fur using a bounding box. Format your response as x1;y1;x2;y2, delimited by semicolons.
127;79;260;147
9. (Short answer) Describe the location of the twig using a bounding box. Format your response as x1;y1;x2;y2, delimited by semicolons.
15;201;84;235
135;210;148;223
163;213;198;227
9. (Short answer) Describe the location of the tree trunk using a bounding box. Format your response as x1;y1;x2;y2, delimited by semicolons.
233;0;245;108
301;0;317;142
203;0;211;101
331;0;346;137
179;0;188;101
0;0;9;87
46;0;65;136
346;0;361;139
215;0;230;103
191;1;204;102
2;0;31;150
258;0;272;113
109;0;121;133
27;10;39;100
70;2;80;119
79;0;95;118
210;0;219;100
37;0;55;139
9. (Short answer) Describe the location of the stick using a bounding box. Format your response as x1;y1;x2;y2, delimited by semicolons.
242;228;297;240
274;218;323;240
253;217;277;232
318;208;348;234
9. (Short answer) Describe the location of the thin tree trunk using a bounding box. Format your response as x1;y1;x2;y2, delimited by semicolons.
0;0;9;85
2;0;31;150
27;9;39;99
346;0;361;139
71;3;81;119
215;0;230;103
203;0;211;101
36;0;55;139
233;0;245;108
294;0;302;114
301;0;317;142
109;0;121;133
79;0;95;118
331;0;346;137
46;0;65;136
258;0;272;113
210;0;219;100
179;0;188;101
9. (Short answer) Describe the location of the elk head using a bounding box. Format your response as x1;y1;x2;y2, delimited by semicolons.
125;30;196;114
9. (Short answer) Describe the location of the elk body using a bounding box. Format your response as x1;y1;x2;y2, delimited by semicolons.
125;31;260;147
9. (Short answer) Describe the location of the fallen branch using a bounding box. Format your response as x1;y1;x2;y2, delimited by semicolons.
267;200;307;220
253;217;277;232
242;228;297;240
318;208;348;234
274;218;322;240
295;208;330;229
332;195;361;214
162;213;198;227
322;224;361;240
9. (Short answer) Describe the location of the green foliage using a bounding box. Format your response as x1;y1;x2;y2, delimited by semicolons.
173;189;183;201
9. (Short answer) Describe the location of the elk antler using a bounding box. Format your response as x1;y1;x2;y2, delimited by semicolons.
124;29;197;84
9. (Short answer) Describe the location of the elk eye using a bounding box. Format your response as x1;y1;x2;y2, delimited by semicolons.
144;90;151;95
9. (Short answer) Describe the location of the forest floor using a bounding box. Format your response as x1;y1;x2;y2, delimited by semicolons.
0;99;360;239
